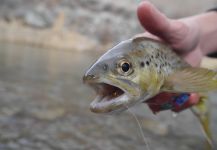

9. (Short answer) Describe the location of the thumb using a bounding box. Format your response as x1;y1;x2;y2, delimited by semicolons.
137;1;188;49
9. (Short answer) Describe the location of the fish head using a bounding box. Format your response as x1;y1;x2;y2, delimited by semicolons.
83;38;158;114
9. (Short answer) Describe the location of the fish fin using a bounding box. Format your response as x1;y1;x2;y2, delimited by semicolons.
162;67;217;93
191;95;213;150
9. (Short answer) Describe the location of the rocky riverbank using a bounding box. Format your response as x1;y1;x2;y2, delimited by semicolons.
0;0;216;50
0;20;97;51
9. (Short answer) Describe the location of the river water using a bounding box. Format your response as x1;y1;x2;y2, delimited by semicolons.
0;43;216;150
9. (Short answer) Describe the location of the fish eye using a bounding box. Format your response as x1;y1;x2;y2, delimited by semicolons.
121;62;130;72
117;59;133;76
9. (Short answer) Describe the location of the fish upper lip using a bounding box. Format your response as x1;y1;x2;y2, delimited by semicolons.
83;74;99;84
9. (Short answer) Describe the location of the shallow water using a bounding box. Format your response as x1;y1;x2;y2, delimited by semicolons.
0;43;216;150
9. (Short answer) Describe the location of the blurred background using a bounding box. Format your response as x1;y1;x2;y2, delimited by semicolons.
0;0;217;150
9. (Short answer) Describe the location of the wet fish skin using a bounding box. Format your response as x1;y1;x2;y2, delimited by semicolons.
84;36;217;113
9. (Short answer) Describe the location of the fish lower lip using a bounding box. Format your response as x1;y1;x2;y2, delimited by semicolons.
89;83;130;113
90;93;129;113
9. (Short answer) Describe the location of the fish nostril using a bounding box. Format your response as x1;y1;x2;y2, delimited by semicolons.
87;74;95;79
83;74;97;83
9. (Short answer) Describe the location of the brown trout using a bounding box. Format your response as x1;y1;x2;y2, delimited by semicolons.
83;37;217;148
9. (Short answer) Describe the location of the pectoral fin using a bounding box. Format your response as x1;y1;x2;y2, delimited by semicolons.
162;67;217;93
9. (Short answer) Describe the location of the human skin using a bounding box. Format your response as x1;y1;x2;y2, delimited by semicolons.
137;1;217;112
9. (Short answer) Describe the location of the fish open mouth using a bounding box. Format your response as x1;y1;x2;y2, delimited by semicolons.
89;83;130;113
94;83;124;101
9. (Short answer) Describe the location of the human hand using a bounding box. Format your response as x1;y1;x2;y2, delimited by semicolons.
137;1;202;66
137;1;201;113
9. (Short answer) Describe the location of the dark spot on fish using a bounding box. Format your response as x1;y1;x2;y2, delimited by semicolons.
155;52;160;58
149;58;152;63
155;63;158;67
165;62;169;66
140;62;145;67
151;55;154;59
140;44;145;49
146;61;150;66
103;64;108;71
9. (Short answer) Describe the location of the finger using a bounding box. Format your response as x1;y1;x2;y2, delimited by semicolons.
133;32;160;41
182;48;203;67
137;1;188;48
137;1;170;36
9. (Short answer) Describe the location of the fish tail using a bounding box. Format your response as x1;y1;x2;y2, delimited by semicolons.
191;95;213;150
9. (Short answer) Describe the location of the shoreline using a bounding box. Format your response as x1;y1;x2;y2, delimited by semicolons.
0;21;98;51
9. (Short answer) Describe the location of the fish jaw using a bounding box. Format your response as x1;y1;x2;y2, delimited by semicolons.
90;88;130;114
84;77;142;114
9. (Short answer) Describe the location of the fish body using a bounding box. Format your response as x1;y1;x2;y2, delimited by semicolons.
83;37;217;149
83;36;217;114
